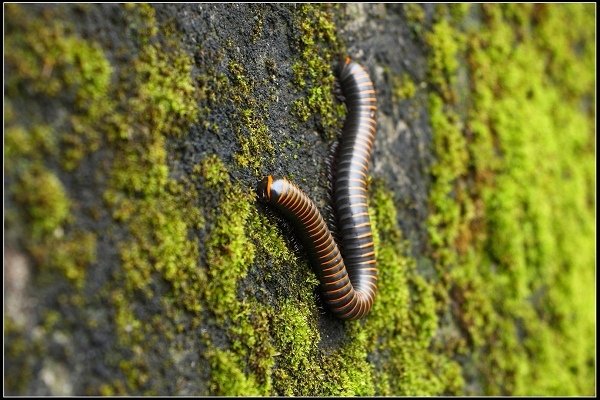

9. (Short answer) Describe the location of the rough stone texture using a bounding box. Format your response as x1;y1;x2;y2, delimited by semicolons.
4;4;437;395
5;3;595;396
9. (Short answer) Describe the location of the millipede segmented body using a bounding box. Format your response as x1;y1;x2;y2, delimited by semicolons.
257;58;377;320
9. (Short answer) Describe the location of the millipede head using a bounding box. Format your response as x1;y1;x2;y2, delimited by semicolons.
337;55;351;66
256;175;273;201
337;55;352;76
257;176;287;203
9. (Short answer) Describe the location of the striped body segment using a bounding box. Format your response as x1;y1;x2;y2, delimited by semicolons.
257;58;378;320
333;58;378;312
257;177;376;320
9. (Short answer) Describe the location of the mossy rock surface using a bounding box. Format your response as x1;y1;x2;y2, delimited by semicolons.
4;4;595;396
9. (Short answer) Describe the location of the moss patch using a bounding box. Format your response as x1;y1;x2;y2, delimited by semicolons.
291;4;346;140
425;4;595;395
98;4;206;393
194;52;274;173
5;3;206;395
197;156;463;395
226;61;274;172
5;4;112;171
392;72;418;102
4;6;110;392
404;3;426;36
12;165;71;241
364;181;463;395
4;5;102;289
195;155;274;396
200;155;256;319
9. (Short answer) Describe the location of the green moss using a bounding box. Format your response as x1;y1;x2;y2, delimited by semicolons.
4;125;57;165
392;73;417;101
193;30;278;174
4;2;204;395
4;4;111;104
196;155;275;395
364;181;463;395
425;18;465;102
404;3;426;35
319;330;374;396
208;349;262;396
425;4;595;395
193;56;275;172
268;301;374;396
130;45;198;136
5;3;209;394
249;212;297;271
35;231;97;289
123;3;158;41
447;4;471;24
115;5;198;140
405;3;426;24
201;155;255;318
468;5;594;394
291;4;346;140
5;127;97;290
271;301;317;373
5;4;113;171
211;60;273;172
4;5;101;289
95;5;208;392
426;93;468;283
12;165;71;240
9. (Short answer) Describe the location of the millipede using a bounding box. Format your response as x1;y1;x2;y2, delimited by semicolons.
257;57;377;320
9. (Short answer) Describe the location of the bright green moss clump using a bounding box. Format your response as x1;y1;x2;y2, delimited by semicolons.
365;181;463;395
207;349;263;396
291;4;346;140
200;155;256;318
4;5;111;105
196;155;274;396
426;4;595;395
426;18;464;102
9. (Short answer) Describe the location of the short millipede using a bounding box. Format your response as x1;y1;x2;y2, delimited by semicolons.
257;57;377;320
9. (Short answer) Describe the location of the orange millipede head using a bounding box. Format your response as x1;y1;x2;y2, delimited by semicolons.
256;175;273;201
337;55;352;76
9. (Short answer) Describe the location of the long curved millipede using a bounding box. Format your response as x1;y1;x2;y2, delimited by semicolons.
257;57;377;320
